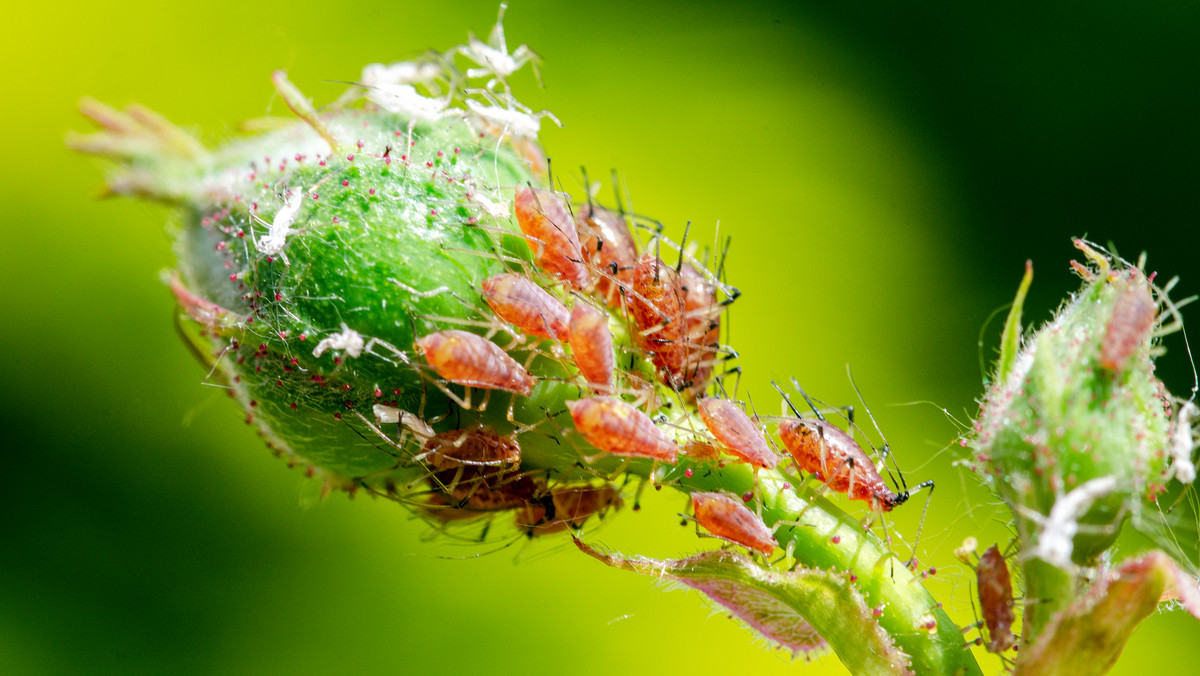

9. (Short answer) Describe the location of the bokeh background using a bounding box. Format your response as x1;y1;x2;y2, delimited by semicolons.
5;1;1200;674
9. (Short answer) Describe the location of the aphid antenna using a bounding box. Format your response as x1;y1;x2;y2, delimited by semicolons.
843;367;908;493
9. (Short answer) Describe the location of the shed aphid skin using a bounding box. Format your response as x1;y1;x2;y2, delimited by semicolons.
774;381;932;512
254;186;304;258
974;544;1017;654
568;301;615;393
513;187;590;288
1169;400;1198;484
313;323;367;359
457;2;540;90
1100;271;1158;374
566;396;679;462
416;329;536;396
697;397;778;469
629;253;688;389
690;491;777;555
480;272;570;340
1022;475;1119;569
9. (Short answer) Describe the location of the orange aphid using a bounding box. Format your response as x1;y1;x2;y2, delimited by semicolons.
629;254;687;389
1100;274;1157;373
691;491;777;555
566;396;679;462
698;398;778;469
679;260;721;395
516;483;623;536
568;302;614;393
481;273;570;340
976;544;1016;654
575;203;638;306
778;419;903;511
416;329;535;395
422;425;521;470
513;187;590;288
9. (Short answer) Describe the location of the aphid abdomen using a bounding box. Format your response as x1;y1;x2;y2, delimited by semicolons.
480;273;570;340
691;491;777;555
976;544;1016;654
1100;275;1157;373
566;396;679;462
416;329;536;395
568;302;615;393
698;398;777;469
513;187;590;288
575;204;638;306
778;419;896;511
629;254;687;388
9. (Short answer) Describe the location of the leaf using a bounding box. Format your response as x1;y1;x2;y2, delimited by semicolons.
575;539;912;676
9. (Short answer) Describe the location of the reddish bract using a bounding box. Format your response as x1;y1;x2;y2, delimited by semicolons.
1101;274;1156;373
575;203;638;306
691;491;777;555
480;272;570;340
698;398;778;469
778;418;900;511
513;187;590;288
568;302;614;393
629;254;688;389
566;396;679;462
416;329;535;395
976;544;1016;654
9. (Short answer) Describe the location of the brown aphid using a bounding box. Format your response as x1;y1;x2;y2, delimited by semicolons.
691;491;777;555
481;273;570;340
516;484;624;536
779;419;906;512
698;398;778;469
575;203;638;306
629;253;688;389
1100;274;1157;373
976;544;1016;654
513;187;590;288
422;426;521;471
416;329;535;395
566;396;679;462
568;302;615;393
679;260;721;394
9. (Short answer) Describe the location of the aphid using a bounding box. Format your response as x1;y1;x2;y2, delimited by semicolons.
775;381;931;512
566;396;679;462
698;398;778;469
568;302;615;393
679;260;721;393
690;491;777;555
629;253;687;388
421;425;521;471
480;273;570;340
513;187;590;288
516;483;623;536
975;544;1016;654
575;203;638;306
416;329;535;395
1100;273;1157;373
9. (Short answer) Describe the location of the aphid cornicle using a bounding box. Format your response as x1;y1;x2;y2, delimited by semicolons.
629;254;688;388
480;272;570;340
1100;273;1157;373
698;398;778;469
975;544;1016;654
568;302;614;393
690;491;777;555
416;329;536;395
575;203;638;306
566;396;679;462
778;418;906;512
513;187;590;288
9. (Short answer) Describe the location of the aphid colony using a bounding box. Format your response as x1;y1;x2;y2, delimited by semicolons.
399;186;933;550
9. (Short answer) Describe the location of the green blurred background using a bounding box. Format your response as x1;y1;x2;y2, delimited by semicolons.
5;1;1199;673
